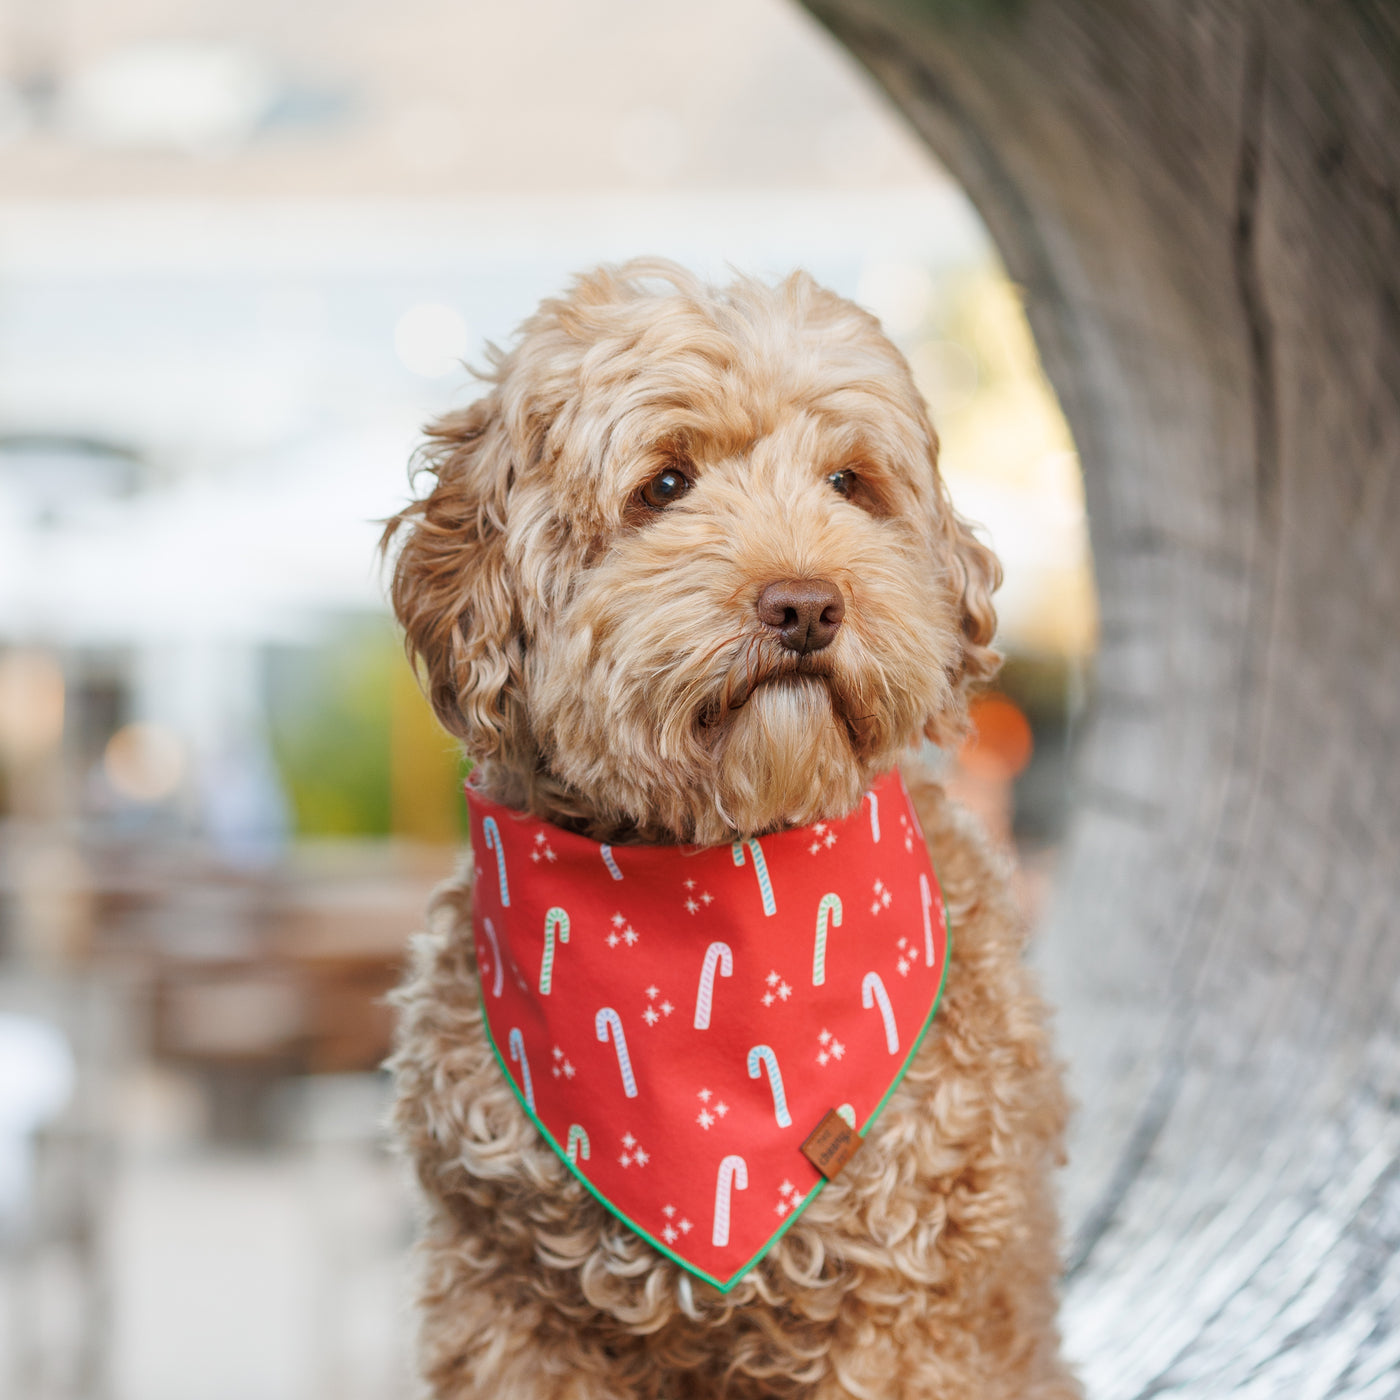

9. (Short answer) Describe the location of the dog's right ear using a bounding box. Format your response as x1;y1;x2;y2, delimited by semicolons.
381;393;520;757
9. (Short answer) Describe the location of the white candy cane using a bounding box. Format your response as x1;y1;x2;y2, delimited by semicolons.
866;789;880;842
747;1044;792;1128
836;1104;857;1130
595;1008;637;1098
862;972;899;1054
482;817;510;906
694;941;733;1029
712;1154;748;1247
539;906;570;995
731;838;776;916
812;893;843;986
508;1028;535;1109
481;917;503;997
566;1124;590;1163
919;872;936;968
600;845;623;881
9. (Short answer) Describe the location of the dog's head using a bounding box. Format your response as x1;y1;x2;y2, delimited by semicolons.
384;260;998;843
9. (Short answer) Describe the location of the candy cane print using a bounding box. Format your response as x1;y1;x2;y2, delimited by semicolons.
693;941;733;1029
508;1028;535;1109
862;972;899;1054
920;872;936;968
481;917;503;997
731;838;776;916
865;789;881;842
566;1124;590;1163
482;817;510;907
836;1104;857;1130
812;893;843;986
712;1154;748;1247
595;1008;638;1098
539;906;570;995
599;844;623;881
746;1044;792;1128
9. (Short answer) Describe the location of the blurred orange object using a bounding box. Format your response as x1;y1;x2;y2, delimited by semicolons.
958;693;1034;781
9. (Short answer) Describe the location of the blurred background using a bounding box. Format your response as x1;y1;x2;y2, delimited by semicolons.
0;1;1095;1396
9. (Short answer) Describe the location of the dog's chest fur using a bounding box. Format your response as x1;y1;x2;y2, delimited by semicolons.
390;770;1074;1400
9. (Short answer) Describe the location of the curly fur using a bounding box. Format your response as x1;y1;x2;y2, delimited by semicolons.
384;260;1077;1398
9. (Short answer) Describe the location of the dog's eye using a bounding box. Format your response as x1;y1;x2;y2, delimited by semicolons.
827;468;858;498
640;468;692;509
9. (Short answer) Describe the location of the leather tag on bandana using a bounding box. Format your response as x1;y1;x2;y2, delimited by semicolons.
801;1109;863;1179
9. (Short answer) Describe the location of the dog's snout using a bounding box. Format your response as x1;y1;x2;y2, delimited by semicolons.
756;578;846;654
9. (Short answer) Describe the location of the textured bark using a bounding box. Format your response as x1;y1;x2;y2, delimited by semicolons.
802;2;1400;1396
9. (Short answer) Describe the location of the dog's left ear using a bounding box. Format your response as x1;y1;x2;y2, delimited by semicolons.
923;477;1003;749
381;392;524;759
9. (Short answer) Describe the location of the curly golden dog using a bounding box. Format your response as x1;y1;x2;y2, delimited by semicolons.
383;260;1076;1399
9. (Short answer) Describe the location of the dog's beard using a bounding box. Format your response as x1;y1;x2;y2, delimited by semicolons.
528;547;956;845
711;676;864;836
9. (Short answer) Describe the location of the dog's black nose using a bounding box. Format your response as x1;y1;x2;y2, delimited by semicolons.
756;578;846;654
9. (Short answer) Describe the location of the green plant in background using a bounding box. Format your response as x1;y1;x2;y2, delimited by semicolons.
267;616;465;841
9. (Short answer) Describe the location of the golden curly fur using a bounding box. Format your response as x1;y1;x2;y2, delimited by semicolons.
384;260;1077;1399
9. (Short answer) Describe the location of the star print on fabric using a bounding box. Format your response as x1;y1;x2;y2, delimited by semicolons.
644;1006;660;1025
816;1028;843;1068
698;1088;712;1103
659;1209;694;1240
700;891;713;905
607;932;620;948
818;1029;832;1046
870;879;893;916
897;957;911;977
685;898;699;914
646;985;659;1000
660;1000;674;1017
529;831;558;864
830;1039;846;1060
611;913;625;927
683;879;696;891
550;1046;576;1079
762;973;793;1009
715;1101;729;1118
774;1179;804;1217
618;1133;649;1168
697;1109;715;1130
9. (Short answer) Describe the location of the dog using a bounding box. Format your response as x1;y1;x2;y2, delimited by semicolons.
383;260;1077;1399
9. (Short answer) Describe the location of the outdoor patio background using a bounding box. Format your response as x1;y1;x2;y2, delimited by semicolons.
0;2;1095;1396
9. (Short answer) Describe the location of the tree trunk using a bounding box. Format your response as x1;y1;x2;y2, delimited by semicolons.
802;1;1400;1394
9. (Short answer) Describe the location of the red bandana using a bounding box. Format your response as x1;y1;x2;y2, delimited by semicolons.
464;768;949;1292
